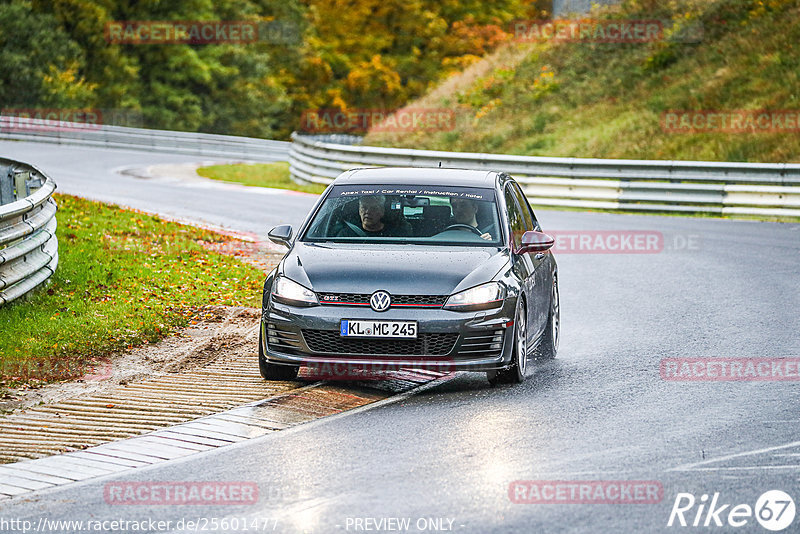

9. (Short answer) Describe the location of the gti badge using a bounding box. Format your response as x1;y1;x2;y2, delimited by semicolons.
370;291;392;312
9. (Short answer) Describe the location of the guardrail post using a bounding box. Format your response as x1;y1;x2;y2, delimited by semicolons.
0;167;13;205
14;170;30;200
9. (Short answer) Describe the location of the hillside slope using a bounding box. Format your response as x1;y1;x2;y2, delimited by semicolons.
365;0;800;163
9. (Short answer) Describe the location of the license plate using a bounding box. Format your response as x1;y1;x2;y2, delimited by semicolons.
340;320;418;338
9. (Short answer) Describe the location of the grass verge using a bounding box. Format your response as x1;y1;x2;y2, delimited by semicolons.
197;161;327;195
0;194;265;394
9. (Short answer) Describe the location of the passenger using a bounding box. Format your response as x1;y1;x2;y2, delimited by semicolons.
338;195;411;237
450;198;492;240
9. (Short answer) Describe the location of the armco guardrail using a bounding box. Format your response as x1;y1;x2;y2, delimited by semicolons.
289;133;800;217
0;116;290;161
0;158;58;306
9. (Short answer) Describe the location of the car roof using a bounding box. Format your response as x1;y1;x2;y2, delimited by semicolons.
334;167;501;188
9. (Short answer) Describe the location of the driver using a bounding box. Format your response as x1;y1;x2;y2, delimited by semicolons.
450;198;492;240
337;195;410;237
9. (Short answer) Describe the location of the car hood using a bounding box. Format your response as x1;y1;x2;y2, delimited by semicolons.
282;242;509;296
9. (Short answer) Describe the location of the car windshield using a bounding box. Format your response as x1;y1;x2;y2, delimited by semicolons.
303;185;502;246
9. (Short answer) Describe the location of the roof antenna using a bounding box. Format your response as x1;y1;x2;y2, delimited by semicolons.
438;161;442;168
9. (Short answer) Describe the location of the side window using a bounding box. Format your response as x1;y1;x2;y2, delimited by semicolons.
503;186;526;250
511;182;540;231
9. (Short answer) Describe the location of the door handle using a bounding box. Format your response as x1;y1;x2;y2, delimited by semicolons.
535;253;545;260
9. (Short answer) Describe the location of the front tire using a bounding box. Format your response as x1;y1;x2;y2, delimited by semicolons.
535;275;560;360
488;299;527;386
258;327;300;381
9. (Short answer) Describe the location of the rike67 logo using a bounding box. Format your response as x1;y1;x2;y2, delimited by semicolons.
668;490;796;531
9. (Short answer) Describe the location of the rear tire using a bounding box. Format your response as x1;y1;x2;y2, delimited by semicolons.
488;299;527;386
535;275;560;360
258;328;299;381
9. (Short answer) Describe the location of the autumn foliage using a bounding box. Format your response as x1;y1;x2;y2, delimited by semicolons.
1;0;550;139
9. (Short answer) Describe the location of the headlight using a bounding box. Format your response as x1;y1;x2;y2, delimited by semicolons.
271;275;318;306
444;282;505;311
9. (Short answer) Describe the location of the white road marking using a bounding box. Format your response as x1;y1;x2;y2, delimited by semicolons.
509;470;636;476
762;420;800;424
677;465;800;471
669;440;800;471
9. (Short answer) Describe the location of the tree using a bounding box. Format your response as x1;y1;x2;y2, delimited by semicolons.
0;0;95;108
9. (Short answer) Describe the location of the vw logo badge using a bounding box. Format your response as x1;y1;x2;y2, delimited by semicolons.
370;291;392;312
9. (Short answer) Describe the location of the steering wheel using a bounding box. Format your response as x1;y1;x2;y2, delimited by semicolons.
439;224;483;236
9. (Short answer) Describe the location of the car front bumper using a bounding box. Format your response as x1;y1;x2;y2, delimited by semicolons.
261;297;517;372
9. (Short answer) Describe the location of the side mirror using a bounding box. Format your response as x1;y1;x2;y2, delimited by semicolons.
517;231;554;255
268;224;293;248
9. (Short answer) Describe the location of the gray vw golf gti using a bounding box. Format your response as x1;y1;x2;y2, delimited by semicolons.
260;168;559;385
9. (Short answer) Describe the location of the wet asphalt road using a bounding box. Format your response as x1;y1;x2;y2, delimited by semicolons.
1;140;800;533
0;140;298;236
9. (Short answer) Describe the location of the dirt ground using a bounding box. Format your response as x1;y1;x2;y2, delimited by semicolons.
0;305;263;414
1;231;285;415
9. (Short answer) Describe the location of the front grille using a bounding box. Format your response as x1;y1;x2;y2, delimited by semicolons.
302;329;457;356
317;293;447;308
393;294;448;306
456;330;505;358
267;323;303;354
